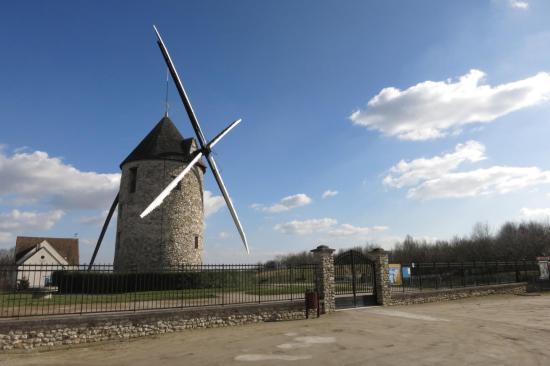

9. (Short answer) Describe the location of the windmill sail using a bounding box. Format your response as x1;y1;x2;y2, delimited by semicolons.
147;25;250;253
88;193;119;269
140;151;203;218
208;118;242;150
153;25;207;146
205;154;249;253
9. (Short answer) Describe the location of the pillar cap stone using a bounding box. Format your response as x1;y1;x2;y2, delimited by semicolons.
368;247;388;255
311;245;335;254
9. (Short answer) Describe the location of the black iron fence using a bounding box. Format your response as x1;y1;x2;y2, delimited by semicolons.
0;263;317;318
389;261;540;293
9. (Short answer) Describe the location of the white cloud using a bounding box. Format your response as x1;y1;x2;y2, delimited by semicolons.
0;232;13;246
0;147;227;247
275;218;337;235
274;218;387;237
520;207;550;220
0;209;65;246
0;149;119;210
77;210;111;226
204;246;285;264
510;0;529;9
350;70;550;140
322;190;339;199
204;190;225;218
217;231;230;240
79;238;94;246
384;140;486;188
408;166;550;199
0;148;225;223
0;209;64;232
385;141;550;200
327;224;388;237
252;193;312;213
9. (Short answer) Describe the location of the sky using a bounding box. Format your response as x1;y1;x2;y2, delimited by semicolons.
1;0;550;264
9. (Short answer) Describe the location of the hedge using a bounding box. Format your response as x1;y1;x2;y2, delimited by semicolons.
51;270;257;294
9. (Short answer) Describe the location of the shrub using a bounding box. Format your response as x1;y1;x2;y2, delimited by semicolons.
17;277;30;290
51;270;256;294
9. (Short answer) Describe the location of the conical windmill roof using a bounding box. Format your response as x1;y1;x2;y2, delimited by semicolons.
120;115;206;170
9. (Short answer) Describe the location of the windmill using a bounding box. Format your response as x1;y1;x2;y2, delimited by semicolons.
88;26;249;270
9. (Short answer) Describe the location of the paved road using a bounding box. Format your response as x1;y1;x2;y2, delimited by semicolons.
3;294;550;366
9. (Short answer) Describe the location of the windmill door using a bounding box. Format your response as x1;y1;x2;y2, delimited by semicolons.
334;250;377;309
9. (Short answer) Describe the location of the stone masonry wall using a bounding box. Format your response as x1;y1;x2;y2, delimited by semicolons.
389;282;527;306
369;249;391;306
311;246;336;313
0;301;305;351
114;159;204;271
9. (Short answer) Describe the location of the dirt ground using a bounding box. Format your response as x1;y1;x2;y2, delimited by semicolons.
2;293;550;366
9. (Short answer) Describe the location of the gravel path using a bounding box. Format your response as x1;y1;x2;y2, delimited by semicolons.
3;293;550;366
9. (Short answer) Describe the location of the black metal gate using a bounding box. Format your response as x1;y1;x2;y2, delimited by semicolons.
334;250;376;309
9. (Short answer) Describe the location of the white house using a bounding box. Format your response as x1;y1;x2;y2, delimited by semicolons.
15;236;79;288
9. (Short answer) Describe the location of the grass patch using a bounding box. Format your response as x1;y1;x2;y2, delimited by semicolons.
245;284;315;296
0;289;217;307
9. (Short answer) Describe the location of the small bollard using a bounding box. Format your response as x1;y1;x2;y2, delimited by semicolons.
305;290;320;319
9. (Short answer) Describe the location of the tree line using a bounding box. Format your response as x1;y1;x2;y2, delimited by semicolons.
390;221;550;263
0;248;13;265
263;220;550;266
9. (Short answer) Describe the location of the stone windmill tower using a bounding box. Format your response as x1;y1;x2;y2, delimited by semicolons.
113;115;206;271
87;26;249;271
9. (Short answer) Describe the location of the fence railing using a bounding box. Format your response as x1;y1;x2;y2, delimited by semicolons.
0;263;317;318
389;261;539;293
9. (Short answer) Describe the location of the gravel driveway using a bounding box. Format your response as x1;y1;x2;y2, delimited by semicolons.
3;293;550;366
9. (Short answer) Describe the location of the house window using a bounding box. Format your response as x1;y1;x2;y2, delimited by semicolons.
194;235;199;249
129;167;137;193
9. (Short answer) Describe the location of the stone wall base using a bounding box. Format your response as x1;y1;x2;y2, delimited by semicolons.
0;301;306;352
389;282;527;306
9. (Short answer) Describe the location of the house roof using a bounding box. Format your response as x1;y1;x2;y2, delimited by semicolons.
15;236;79;265
16;240;69;266
120;115;206;170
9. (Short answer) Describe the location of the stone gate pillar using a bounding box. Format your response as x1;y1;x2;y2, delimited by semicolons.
369;248;391;305
311;245;336;314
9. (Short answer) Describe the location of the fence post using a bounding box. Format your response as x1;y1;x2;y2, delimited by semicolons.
369;248;390;306
418;264;423;291
351;252;357;307
133;265;137;312
79;267;86;315
487;261;491;284
473;261;477;286
449;262;453;289
311;245;336;314
180;264;184;308
221;264;225;306
257;265;261;304
401;264;405;293
290;265;294;301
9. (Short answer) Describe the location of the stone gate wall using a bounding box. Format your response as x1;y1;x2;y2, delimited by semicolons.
0;301;305;351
